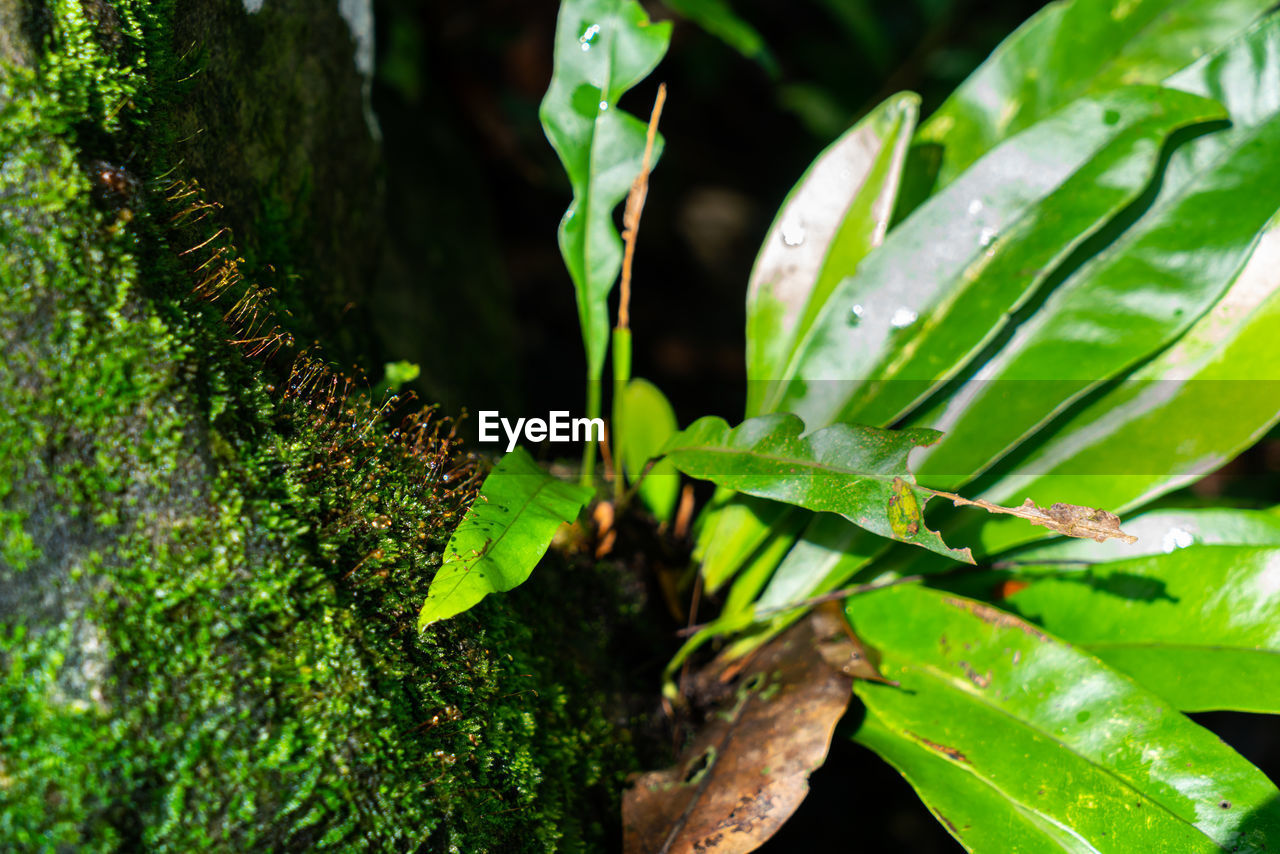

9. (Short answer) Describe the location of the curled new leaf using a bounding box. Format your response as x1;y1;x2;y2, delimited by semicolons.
660;414;973;563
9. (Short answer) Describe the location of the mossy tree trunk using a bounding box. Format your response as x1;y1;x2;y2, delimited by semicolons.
0;0;639;849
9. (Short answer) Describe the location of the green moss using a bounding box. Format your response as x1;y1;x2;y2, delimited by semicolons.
0;0;636;849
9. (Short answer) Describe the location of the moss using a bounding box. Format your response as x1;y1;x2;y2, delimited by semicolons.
0;0;637;849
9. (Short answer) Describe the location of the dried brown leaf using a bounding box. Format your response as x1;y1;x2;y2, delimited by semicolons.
930;490;1138;544
623;611;862;854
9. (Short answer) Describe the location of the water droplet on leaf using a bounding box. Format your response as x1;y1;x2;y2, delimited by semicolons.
780;214;805;246
890;307;918;328
1161;527;1194;552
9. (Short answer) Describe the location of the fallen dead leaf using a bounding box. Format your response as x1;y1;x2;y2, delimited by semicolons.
623;610;871;853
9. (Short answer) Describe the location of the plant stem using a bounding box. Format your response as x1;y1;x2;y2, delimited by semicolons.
610;326;632;502
581;379;600;487
607;83;667;500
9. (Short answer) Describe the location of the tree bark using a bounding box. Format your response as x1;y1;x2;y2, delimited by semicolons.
0;0;636;848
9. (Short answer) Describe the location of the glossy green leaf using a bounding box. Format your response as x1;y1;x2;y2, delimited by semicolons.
916;0;1272;191
661;414;974;563
661;0;775;73
539;0;671;383
914;17;1280;489
418;449;592;628
746;92;918;417
1011;507;1280;563
950;217;1280;557
617;378;679;521
999;545;1280;713
664;509;802;690
778;86;1223;430
854;705;1097;853
700;93;917;593
847;584;1280;851
718;510;807;619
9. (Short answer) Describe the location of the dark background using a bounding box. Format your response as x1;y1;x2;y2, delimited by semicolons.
362;1;1279;849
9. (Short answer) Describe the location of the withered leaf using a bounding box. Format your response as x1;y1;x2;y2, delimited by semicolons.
932;490;1138;544
1035;501;1137;543
623;611;863;854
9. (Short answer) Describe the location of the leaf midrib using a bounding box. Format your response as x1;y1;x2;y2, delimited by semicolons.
870;716;1110;852
668;441;902;483
434;475;561;603
905;660;1230;847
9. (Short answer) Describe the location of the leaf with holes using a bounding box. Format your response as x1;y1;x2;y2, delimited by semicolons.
661;414;973;563
623;610;862;854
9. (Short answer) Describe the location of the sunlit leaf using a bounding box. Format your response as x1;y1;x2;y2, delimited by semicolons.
754;514;883;613
960;218;1280;556
847;584;1280;851
913;17;1280;489
418;449;592;628
695;93;917;595
692;491;798;593
718;515;887;661
915;0;1272;192
998;544;1280;713
662;414;974;563
746;92;918;417
777;85;1223;431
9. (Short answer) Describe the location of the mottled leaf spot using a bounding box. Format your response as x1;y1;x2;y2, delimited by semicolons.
887;477;922;537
